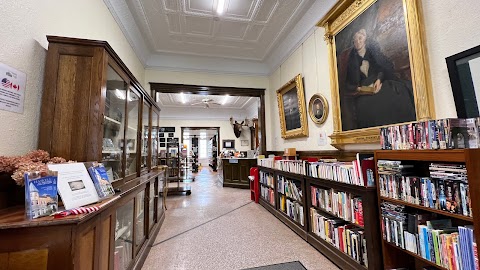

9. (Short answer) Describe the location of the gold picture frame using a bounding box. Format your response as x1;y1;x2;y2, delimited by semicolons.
276;74;309;139
309;94;329;125
317;0;435;149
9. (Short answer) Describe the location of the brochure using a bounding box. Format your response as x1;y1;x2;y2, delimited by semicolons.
25;171;58;219
87;162;115;199
48;163;100;210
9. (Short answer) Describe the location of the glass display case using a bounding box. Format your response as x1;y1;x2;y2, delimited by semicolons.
157;174;165;221
103;65;127;182
114;200;134;270
125;88;141;178
135;191;145;251
149;180;155;232
151;111;159;168
141;103;151;171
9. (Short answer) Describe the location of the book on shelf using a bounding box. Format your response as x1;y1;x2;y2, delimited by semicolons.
277;175;302;201
378;160;472;218
24;171;58;219
260;185;275;206
281;197;303;225
310;186;364;226
87;162;115;200
381;201;478;269
310;208;368;267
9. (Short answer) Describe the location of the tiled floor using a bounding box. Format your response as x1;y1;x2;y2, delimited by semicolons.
142;167;339;270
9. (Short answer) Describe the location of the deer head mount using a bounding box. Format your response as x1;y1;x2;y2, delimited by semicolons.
230;117;249;138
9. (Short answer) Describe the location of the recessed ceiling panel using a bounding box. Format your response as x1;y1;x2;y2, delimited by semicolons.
218;21;248;39
225;0;255;19
166;13;181;33
254;0;278;22
185;16;213;35
244;24;264;41
164;0;179;11
187;0;215;13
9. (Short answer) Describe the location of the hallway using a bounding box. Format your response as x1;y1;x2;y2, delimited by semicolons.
142;167;339;270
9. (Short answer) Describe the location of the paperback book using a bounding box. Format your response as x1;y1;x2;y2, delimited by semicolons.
87;162;115;199
24;171;58;219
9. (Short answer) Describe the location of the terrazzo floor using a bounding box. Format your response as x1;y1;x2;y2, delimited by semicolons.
142;167;339;270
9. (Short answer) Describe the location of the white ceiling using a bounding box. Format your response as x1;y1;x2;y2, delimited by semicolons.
103;0;337;75
157;93;254;109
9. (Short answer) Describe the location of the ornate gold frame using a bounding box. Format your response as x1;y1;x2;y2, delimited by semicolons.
317;0;435;149
276;74;309;139
309;94;329;125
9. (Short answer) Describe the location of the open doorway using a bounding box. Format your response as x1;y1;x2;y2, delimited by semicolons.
181;127;220;172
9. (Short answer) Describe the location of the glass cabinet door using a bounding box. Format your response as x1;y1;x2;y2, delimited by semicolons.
103;65;127;182
157;172;165;221
135;190;146;251
114;200;134;270
149;180;155;232
125;89;141;177
141;103;151;170
151;111;159;168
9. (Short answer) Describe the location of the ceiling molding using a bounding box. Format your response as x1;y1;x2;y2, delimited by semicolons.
104;0;336;76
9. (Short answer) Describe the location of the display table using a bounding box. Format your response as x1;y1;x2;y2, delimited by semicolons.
221;158;257;189
0;169;166;270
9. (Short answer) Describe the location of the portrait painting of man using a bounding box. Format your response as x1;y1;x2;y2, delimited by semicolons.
335;0;416;131
282;87;301;131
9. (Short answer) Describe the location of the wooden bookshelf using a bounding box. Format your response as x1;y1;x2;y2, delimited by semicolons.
257;166;382;270
374;149;480;270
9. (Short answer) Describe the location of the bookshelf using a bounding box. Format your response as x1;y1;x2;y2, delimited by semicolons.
374;149;480;270
257;165;382;270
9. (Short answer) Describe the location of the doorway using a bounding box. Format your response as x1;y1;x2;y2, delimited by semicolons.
181;127;220;172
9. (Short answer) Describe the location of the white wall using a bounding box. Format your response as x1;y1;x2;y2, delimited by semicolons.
267;0;480;151
158;119;252;152
0;0;144;156
269;28;335;151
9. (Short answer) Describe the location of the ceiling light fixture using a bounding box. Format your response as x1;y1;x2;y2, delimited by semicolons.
216;0;225;14
222;94;229;105
180;92;186;104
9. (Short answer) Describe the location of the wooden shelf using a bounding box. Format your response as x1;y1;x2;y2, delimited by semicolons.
307;176;376;197
258;166;274;173
259;197;275;210
307;232;368;270
310;205;364;229
275;209;307;240
380;196;473;222
383;241;448;270
374;149;467;162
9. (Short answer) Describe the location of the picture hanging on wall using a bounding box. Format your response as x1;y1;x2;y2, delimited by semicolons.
318;0;434;147
241;140;249;146
160;143;166;148
159;133;164;138
159;127;175;133
276;74;308;139
159;138;166;142
168;133;174;138
309;94;329;125
223;140;235;149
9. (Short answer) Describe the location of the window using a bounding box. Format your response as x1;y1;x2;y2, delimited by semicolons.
199;139;207;158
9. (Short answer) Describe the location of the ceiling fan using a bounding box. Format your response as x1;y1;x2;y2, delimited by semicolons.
190;98;221;108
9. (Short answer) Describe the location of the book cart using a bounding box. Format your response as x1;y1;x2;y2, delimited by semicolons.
257;165;382;270
374;150;480;270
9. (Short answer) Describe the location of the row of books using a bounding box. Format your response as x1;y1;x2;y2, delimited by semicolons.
257;157;275;168
380;118;480;150
311;186;364;227
259;171;274;188
381;202;478;270
378;161;472;217
310;208;368;267
280;196;304;226
260;186;275;206
277;176;302;202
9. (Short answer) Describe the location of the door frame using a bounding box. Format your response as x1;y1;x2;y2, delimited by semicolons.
150;83;266;154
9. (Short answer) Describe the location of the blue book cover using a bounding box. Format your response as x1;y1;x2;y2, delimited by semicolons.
25;173;58;219
87;163;115;199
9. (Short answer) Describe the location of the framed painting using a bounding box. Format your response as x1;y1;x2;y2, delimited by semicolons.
276;74;309;139
222;140;235;149
318;0;434;148
309;94;329;125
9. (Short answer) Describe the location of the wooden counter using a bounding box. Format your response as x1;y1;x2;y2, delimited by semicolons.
221;158;257;189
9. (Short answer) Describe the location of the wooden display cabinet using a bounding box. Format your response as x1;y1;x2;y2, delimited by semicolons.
0;36;166;270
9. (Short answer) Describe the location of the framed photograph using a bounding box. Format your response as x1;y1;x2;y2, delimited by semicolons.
159;133;164;138
446;44;480;118
318;0;434;148
160;143;166;148
126;139;136;152
159;127;175;133
276;74;308;139
168;133;174;138
223;140;235;149
241;140;249;146
309;94;329;125
159;138;166;142
167;138;173;143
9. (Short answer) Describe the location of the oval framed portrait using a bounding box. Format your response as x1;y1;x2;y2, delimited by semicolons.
308;94;329;125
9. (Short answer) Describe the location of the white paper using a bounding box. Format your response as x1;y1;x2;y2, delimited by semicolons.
0;63;26;114
48;163;100;210
318;131;327;146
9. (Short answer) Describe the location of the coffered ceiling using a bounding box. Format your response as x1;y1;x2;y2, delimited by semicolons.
103;0;336;75
157;93;254;109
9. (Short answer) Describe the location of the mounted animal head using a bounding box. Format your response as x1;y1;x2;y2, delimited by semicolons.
230;117;245;138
